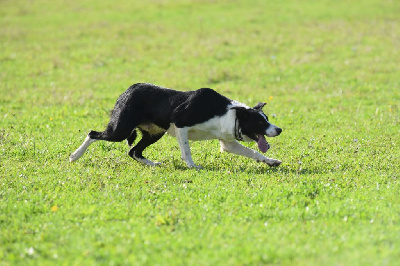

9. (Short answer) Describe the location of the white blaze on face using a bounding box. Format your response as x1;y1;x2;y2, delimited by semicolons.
259;111;280;137
259;111;268;122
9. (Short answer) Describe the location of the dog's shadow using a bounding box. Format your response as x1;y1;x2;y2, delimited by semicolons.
171;160;322;176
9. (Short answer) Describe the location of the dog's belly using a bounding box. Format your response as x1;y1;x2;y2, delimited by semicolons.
167;121;235;141
138;123;166;135
187;129;219;141
167;125;219;140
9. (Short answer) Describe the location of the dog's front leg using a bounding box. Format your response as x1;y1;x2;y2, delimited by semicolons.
175;127;202;169
220;140;281;166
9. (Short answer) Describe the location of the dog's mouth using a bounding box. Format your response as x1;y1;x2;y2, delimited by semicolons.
257;134;270;153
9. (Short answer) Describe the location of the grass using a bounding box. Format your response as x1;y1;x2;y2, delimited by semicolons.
1;0;399;264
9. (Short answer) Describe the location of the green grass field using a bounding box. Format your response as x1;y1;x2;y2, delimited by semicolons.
1;0;399;264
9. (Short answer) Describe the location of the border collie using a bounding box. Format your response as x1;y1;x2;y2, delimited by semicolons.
70;83;282;168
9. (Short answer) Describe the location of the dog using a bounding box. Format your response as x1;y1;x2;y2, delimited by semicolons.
70;83;282;168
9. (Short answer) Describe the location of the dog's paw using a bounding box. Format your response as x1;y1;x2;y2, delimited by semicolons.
69;153;80;162
132;155;161;167
187;163;203;170
265;159;282;167
194;164;203;170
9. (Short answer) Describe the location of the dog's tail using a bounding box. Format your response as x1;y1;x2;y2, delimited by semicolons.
69;135;97;162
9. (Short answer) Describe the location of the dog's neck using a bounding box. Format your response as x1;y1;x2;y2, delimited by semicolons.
235;117;243;141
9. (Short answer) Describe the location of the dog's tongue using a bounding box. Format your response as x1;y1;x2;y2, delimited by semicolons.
257;135;269;153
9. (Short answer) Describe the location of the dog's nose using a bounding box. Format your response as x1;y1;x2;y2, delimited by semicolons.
276;127;282;135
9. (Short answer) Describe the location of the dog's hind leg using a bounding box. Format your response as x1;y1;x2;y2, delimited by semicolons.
70;126;135;162
70;110;141;162
128;130;165;166
88;103;143;143
127;129;138;146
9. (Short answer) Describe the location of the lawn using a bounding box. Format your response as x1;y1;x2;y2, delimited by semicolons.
0;0;399;264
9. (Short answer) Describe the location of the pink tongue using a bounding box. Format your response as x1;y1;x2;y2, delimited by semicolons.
257;135;269;153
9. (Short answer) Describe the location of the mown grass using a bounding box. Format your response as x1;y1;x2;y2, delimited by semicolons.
1;0;399;265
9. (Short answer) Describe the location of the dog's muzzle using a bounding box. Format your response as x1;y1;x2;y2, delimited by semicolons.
266;125;282;137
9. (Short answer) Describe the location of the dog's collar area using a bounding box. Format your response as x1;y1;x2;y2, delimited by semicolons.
235;117;243;141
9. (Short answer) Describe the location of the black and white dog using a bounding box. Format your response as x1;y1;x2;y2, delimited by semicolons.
70;83;282;168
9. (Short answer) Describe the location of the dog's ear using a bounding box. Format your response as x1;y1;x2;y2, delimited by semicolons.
231;106;250;120
253;102;266;110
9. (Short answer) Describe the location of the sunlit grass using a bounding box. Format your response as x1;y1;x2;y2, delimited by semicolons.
1;0;399;264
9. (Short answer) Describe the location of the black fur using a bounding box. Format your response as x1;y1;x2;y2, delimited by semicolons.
90;83;233;143
126;129;138;146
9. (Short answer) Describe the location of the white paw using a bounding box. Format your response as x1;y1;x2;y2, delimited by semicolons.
187;163;203;169
69;152;80;162
265;159;282;167
133;156;161;167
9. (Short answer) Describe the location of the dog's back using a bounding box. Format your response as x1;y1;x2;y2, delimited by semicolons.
107;83;231;130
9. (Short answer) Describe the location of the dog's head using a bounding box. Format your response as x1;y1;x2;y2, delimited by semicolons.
232;102;282;153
